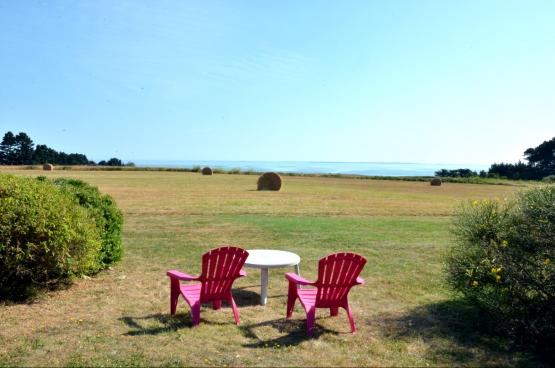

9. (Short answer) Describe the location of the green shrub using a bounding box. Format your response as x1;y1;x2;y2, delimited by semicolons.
53;178;123;268
542;175;555;183
446;186;555;355
0;175;101;300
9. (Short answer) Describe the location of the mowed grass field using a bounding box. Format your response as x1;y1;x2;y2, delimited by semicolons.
0;169;541;366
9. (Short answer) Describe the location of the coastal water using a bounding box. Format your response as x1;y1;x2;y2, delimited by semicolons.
134;160;488;177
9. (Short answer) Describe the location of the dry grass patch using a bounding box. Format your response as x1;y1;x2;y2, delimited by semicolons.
0;168;544;367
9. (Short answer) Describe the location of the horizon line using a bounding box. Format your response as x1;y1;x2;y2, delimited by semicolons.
128;159;492;167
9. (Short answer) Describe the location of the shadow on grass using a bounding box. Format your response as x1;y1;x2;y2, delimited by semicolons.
0;279;73;304
120;288;269;336
120;308;239;336
231;287;262;307
119;313;193;335
373;299;544;366
240;318;338;348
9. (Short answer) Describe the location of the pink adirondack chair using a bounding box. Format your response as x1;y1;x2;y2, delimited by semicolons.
166;246;249;326
285;252;367;336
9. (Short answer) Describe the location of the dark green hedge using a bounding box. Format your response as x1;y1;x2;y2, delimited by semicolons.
0;175;101;300
0;175;124;300
53;178;123;268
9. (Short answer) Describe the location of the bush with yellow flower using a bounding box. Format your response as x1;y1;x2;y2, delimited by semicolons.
445;185;555;356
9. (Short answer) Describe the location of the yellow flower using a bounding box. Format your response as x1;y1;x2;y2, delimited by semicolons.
491;267;502;274
495;275;501;283
544;259;551;265
472;280;479;287
501;240;509;248
472;200;479;207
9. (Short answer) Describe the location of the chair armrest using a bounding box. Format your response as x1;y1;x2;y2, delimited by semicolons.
285;272;315;286
239;269;247;277
355;276;365;285
166;270;199;281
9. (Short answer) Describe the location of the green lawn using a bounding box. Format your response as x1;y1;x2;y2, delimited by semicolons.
0;169;543;366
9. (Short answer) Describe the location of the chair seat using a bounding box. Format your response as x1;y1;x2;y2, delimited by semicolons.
297;288;318;310
167;246;249;326
285;252;367;336
180;283;202;305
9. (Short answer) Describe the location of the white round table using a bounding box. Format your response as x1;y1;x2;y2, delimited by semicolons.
245;249;301;305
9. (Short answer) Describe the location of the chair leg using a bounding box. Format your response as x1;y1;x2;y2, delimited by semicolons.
286;281;297;319
306;307;316;337
170;279;180;315
213;300;221;310
228;295;240;325
191;302;201;326
345;304;356;333
330;307;339;317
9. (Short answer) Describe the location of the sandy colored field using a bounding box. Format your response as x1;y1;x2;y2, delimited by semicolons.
0;169;542;366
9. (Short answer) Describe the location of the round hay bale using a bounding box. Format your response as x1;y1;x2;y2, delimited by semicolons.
257;172;282;191
202;167;213;176
430;177;442;186
43;163;54;171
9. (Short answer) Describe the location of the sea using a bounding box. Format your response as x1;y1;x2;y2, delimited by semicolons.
133;160;489;177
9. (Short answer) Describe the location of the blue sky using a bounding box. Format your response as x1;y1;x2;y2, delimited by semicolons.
1;0;553;164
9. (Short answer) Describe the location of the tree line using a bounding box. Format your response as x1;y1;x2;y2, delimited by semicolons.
0;131;128;166
436;137;555;181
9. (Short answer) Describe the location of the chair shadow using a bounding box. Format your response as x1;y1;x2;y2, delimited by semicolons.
373;299;545;366
240;318;339;348
232;286;286;307
120;308;237;336
119;313;194;336
231;287;261;307
119;287;269;336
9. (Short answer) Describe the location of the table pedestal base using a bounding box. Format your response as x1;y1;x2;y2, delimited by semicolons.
259;265;300;306
260;268;269;305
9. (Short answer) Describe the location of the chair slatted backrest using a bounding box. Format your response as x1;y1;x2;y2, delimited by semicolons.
199;246;249;300
315;252;367;305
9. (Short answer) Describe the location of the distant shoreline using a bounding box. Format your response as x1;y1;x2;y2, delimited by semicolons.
132;160;489;177
0;164;524;186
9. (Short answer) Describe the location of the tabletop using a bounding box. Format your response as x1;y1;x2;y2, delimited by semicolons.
245;249;300;269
